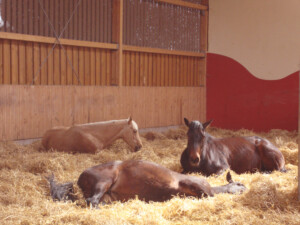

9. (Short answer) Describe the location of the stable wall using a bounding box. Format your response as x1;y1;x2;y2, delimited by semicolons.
207;0;300;131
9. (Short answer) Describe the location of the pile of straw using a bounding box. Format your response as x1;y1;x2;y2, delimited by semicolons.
0;127;299;225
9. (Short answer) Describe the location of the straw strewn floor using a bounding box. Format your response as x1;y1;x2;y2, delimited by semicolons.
0;127;299;225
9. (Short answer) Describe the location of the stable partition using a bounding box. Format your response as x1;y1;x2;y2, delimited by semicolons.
0;85;206;141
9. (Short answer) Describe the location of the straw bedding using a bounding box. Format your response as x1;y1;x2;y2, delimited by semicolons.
0;127;299;225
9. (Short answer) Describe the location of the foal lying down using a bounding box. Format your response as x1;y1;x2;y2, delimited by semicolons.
76;160;246;207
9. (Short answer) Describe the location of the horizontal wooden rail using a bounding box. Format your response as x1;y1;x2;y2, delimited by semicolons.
155;0;208;10
0;32;118;50
123;45;205;57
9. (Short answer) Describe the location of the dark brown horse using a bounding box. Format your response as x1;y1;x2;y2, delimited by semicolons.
77;160;246;207
180;118;286;176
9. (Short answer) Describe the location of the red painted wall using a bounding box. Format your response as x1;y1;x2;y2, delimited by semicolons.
207;53;299;131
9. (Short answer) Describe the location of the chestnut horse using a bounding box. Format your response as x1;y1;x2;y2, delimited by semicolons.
42;117;143;153
77;160;246;207
180;118;286;176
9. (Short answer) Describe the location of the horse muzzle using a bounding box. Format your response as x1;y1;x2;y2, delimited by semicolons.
189;156;200;167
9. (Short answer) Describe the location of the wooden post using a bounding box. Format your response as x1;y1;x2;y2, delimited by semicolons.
112;0;123;86
200;0;208;120
298;67;300;200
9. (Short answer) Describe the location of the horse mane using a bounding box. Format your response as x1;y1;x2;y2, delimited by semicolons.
76;119;129;127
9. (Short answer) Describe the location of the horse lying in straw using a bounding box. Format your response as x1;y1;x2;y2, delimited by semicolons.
180;118;286;176
47;160;246;207
42;117;143;153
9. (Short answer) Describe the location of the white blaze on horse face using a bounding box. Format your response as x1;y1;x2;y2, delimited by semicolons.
123;120;143;152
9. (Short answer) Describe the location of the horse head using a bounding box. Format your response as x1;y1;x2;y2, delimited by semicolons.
184;118;213;167
122;117;143;152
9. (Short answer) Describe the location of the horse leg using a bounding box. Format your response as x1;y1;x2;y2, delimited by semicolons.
85;180;113;208
256;140;286;172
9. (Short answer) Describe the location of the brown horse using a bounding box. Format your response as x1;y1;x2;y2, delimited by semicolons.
42;117;143;153
77;160;246;207
180;118;286;176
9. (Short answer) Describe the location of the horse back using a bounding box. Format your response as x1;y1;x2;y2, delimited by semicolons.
109;160;180;202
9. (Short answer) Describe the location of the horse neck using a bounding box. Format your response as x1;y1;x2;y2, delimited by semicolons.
78;120;128;145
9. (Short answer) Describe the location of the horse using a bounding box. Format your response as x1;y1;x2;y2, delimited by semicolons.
77;160;246;207
41;117;143;153
180;118;286;176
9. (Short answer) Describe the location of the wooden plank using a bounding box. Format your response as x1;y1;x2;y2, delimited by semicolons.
100;50;106;85
157;55;161;86
160;54;164;86
33;0;39;35
0;0;6;32
25;42;33;84
0;41;3;84
60;47;67;85
44;0;49;37
82;0;87;40
18;41;25;84
5;0;12;33
3;40;11;84
33;42;41;84
125;52;130;86
106;51;111;85
95;49;101;85
66;46;73;85
107;0;112;42
103;0;108;42
130;52;135;86
72;46;79;85
0;32;118;49
59;0;64;36
11;40;18;84
39;0;45;36
78;47;85;85
140;53;144;86
64;0;70;38
11;0;17;33
148;53;153;86
99;0;104;42
123;45;205;58
53;45;60;85
165;55;169;86
40;44;48;85
95;0;100;42
135;52;139;86
152;54;157;86
144;53;148;86
73;0;78;40
90;48;96;85
77;0;83;40
17;0;23;33
91;0;96;41
47;44;54;85
87;0;92;41
49;0;54;37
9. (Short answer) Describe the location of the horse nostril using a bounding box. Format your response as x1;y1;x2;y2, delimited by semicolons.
135;145;142;152
191;157;200;164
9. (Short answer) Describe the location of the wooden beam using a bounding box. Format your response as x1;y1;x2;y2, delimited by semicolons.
123;45;205;58
155;0;208;11
298;69;300;200
111;0;123;86
0;32;118;50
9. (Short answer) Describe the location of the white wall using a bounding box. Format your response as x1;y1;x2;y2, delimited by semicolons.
209;0;300;80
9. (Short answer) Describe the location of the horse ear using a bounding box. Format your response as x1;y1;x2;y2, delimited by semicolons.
128;116;132;124
184;118;190;127
203;119;213;130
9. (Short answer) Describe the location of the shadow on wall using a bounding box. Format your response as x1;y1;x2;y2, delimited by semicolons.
206;53;299;132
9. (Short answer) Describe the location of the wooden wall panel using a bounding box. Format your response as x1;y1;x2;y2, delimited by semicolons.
0;85;205;141
0;39;116;86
